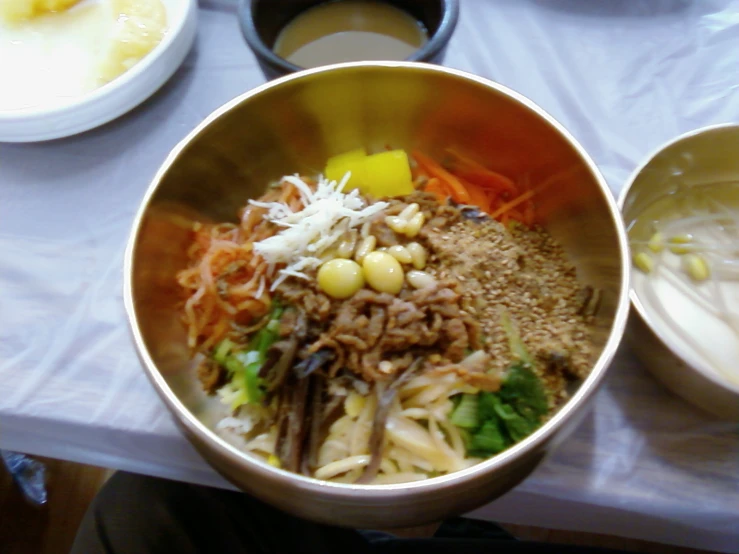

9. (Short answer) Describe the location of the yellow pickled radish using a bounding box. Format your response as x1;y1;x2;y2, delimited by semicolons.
362;150;414;197
324;148;367;190
317;259;365;299
362;251;404;294
324;149;414;198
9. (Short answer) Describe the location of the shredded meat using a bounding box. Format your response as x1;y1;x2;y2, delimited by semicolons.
281;278;478;382
280;286;332;322
278;308;299;337
370;220;400;247
386;191;447;219
442;319;469;361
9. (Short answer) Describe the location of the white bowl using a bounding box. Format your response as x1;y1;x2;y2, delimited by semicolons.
0;0;197;142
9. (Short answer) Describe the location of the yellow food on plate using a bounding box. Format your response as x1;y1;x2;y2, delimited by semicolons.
99;0;167;83
0;0;168;112
0;0;82;22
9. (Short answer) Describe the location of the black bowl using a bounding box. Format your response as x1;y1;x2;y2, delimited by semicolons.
238;0;459;80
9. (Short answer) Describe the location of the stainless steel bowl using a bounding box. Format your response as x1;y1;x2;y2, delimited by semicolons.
619;124;739;420
124;62;630;528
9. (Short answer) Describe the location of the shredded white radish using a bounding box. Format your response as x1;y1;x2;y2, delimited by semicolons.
250;173;388;291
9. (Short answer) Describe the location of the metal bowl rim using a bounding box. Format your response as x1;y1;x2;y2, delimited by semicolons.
123;60;632;495
617;122;739;396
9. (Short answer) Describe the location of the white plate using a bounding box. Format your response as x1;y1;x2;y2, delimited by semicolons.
0;0;197;142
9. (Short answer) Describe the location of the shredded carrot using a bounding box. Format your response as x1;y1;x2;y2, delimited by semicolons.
446;149;519;196
523;202;535;226
413;151;471;204
506;208;526;222
521;179;535;225
452;167;519;197
424;177;451;203
490;178;552;221
177;180;305;350
415;149;546;226
484;189;502;208
457;176;491;212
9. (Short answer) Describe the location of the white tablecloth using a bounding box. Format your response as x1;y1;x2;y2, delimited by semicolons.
1;1;738;551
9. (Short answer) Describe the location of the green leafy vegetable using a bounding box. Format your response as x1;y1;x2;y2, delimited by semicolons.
450;394;479;429
224;356;244;375
491;395;517;420
451;313;550;457
244;363;263;406
498;363;549;422
477;392;498;422
212;300;284;409
467;420;507;457
213;339;234;365
491;391;536;442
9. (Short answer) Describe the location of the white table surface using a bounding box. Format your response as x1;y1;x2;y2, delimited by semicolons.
1;1;738;551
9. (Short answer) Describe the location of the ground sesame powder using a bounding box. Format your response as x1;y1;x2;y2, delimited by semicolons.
421;217;595;407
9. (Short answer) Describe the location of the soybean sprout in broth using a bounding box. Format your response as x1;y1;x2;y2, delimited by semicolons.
630;180;739;386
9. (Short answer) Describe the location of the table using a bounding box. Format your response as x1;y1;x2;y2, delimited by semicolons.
1;1;738;551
